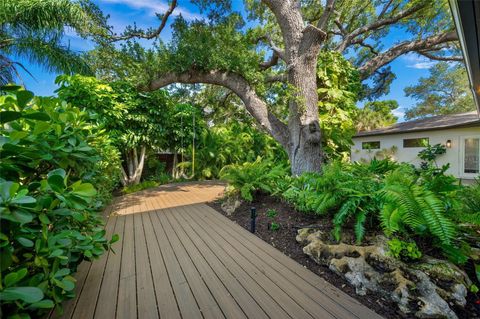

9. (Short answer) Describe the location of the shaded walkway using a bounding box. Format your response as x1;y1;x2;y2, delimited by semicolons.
51;181;383;319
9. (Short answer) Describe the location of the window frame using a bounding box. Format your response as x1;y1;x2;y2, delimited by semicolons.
402;137;429;148
362;141;381;150
460;135;480;178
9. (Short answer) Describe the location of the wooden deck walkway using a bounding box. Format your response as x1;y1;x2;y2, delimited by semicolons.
50;181;383;319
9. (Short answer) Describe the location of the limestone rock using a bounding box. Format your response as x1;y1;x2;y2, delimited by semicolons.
298;230;470;319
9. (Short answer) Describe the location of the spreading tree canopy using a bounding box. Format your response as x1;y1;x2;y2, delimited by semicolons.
404;62;475;119
92;0;463;174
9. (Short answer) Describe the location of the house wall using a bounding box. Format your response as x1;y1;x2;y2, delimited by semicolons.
351;126;480;179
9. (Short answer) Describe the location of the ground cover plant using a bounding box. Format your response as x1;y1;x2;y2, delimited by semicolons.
0;86;118;318
220;155;480;275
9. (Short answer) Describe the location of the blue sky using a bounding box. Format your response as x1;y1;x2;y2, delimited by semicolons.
17;0;442;121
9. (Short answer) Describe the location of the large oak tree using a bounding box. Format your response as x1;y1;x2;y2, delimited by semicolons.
107;0;462;175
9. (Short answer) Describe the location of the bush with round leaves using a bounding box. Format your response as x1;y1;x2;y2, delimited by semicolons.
0;86;118;318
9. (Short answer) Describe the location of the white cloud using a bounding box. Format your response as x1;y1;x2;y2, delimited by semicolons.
392;108;406;120
99;0;203;20
402;53;437;69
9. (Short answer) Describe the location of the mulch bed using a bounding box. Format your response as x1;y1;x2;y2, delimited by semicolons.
207;192;480;319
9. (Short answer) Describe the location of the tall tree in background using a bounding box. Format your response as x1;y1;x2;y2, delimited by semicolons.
356;100;399;131
404;62;475;119
101;0;461;174
0;0;107;84
56;75;171;186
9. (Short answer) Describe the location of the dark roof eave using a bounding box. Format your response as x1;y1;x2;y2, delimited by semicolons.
354;121;480;138
449;0;480;115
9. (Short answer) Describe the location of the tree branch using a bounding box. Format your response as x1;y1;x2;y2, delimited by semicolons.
264;73;287;83
264;34;286;60
317;0;336;31
336;3;427;52
110;0;177;41
145;70;289;147
259;52;280;70
358;31;459;79
415;50;463;62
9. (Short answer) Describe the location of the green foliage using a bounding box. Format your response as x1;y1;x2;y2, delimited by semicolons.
56;74;172;186
0;0;108;84
220;157;288;201
456;180;480;225
404;62;475;120
317;51;361;160
269;222;280;231
418;143;447;163
280;158;479;260
379;166;460;258
266;209;278;219
0;86;117;317
283;159;397;243
189;122;287;179
356;100;398;132
123;181;160;194
56;75;170;150
387;238;422;262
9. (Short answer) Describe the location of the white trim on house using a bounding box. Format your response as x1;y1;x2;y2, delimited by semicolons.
351;127;480;179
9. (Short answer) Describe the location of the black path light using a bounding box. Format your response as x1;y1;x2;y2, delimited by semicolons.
250;207;257;233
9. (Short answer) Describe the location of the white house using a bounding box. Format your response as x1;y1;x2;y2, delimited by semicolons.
351;112;480;180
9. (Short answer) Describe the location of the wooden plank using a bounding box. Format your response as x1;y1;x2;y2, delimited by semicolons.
141;210;181;319
71;216;117;319
94;215;125;319
197;204;383;319
163;206;255;319
170;206;287;319
188;206;338;318
147;211;202;318
175;204;313;319
116;213;137;319
134;211;159;319
158;209;227;319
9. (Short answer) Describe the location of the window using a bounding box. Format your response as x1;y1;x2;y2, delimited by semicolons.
362;141;380;150
464;138;479;174
403;138;429;148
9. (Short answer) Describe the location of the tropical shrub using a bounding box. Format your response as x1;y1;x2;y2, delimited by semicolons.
179;122;288;180
220;157;288;201
56;75;171;186
0;86;117;317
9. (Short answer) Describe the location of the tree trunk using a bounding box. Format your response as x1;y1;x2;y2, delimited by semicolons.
287;53;324;175
121;146;147;186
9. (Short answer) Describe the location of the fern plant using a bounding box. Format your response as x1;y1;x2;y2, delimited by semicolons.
379;167;457;247
220;157;288;201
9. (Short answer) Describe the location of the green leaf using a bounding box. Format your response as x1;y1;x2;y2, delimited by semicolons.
29;299;55;309
17;237;34;247
0;181;19;200
47;174;65;193
33;121;51;135
53;268;70;278
16;90;34;107
39;213;50;224
47;169;66;179
0;111;22;124
49;249;64;258
12;210;34;224
11;195;36;205
109;234;120;244
71;183;97;197
23;112;51;121
0;287;44;303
